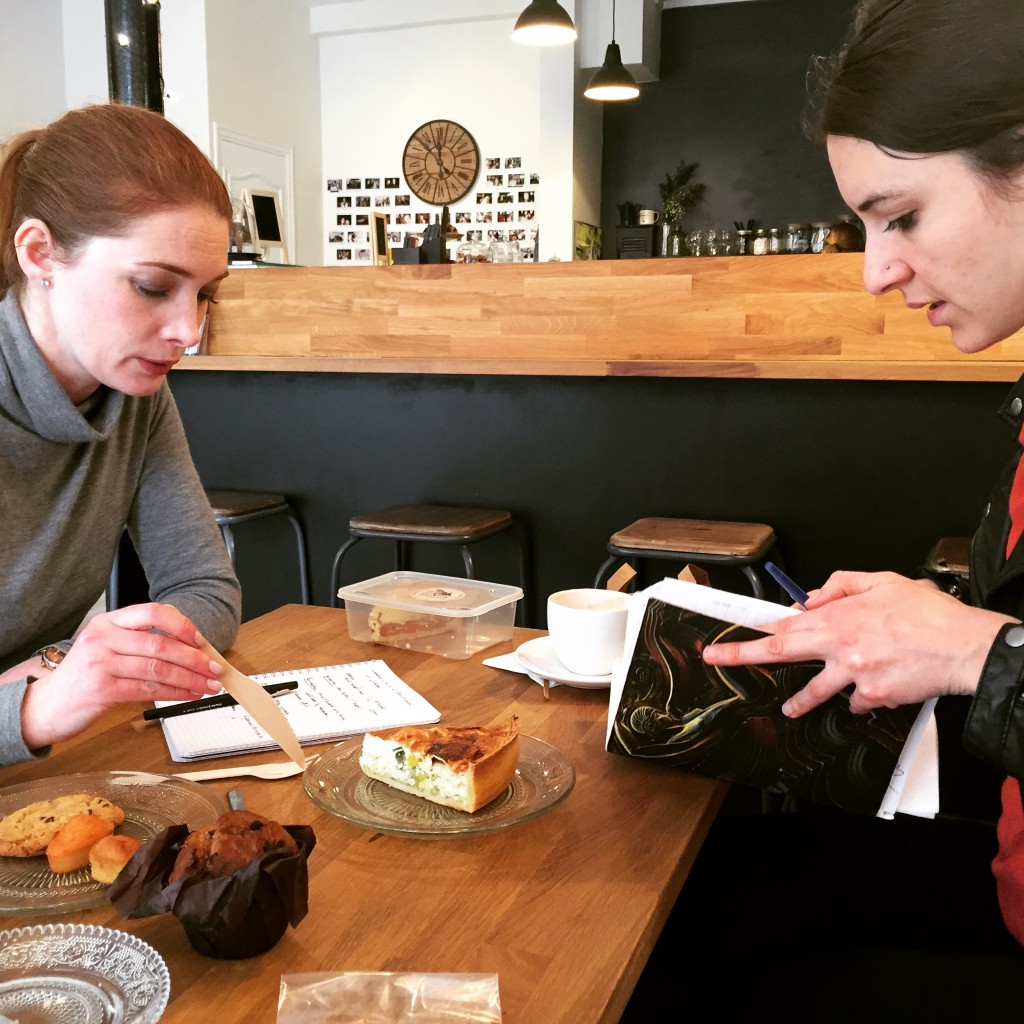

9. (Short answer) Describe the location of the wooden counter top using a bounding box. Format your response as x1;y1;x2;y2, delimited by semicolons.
177;256;1024;382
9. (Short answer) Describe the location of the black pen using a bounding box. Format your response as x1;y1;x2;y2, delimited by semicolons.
142;680;299;721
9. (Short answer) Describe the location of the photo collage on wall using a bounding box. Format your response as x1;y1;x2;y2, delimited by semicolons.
326;153;539;264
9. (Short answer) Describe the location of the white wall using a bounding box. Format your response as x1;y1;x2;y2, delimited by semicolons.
0;0;71;139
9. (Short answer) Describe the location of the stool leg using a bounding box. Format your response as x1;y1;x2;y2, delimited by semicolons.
395;540;409;571
459;545;477;579
742;565;765;600
508;519;530;626
594;553;619;589
220;525;237;566
283;510;311;605
330;536;364;607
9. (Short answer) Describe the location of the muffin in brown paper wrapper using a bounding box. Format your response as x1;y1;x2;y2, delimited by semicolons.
109;822;316;959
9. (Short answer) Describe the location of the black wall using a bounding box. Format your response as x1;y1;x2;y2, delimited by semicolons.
168;371;1012;628
600;0;857;237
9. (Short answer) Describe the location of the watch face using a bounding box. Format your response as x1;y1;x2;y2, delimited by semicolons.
402;120;480;206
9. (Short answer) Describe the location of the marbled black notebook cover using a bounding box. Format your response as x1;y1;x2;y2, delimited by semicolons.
607;597;922;816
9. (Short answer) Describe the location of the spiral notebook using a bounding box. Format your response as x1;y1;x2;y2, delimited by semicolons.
156;660;441;762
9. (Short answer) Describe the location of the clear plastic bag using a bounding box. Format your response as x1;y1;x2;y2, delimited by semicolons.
277;973;502;1024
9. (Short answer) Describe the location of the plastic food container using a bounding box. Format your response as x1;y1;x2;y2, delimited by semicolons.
336;571;523;659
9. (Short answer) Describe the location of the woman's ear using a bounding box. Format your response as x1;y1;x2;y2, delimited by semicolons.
13;219;55;285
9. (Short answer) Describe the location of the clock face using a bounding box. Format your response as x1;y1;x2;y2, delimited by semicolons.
402;120;480;206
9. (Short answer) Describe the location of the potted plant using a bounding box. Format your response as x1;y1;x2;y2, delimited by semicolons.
658;160;707;256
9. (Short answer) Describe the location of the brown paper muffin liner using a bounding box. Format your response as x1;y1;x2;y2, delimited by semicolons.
109;823;315;959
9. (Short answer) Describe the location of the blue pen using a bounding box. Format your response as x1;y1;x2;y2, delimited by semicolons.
765;561;809;610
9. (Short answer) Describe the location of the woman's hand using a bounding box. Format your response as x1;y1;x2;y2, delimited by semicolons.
702;571;1014;717
19;603;224;748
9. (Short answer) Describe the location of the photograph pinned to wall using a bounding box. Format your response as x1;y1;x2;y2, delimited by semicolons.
337;248;352;261
389;231;402;245
365;177;380;189
476;211;492;223
329;230;344;243
375;196;391;207
497;192;513;204
505;157;521;169
356;214;369;226
337;214;351;226
530;172;540;185
356;196;371;207
486;157;500;169
384;177;399;188
508;173;524;187
346;177;361;190
519;191;535;204
487;174;503;186
574;221;602;261
476;193;492;205
337;196;351;207
356;248;371;262
327;179;343;192
395;194;410;206
455;211;472;224
519;209;535;221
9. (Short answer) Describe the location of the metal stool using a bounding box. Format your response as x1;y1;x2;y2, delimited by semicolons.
206;489;311;605
594;517;779;598
330;503;530;623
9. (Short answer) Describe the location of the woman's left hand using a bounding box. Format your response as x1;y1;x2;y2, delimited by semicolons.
702;570;1014;716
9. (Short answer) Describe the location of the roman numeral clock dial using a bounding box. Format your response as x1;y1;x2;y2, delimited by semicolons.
402;119;480;206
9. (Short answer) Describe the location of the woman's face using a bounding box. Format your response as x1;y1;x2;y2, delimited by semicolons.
827;135;1024;353
37;205;228;402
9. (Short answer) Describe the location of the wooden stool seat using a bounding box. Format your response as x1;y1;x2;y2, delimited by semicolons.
348;504;513;541
331;503;529;623
925;535;971;578
205;488;310;604
595;517;779;598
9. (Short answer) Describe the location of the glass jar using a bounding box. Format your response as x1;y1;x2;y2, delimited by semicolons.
785;223;811;254
735;229;753;255
489;239;518;263
752;228;770;255
809;221;832;253
768;227;782;254
456;239;490;263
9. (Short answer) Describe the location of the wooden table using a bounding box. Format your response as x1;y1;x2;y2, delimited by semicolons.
0;605;725;1023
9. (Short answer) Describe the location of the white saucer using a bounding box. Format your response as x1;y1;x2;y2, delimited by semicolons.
515;636;613;689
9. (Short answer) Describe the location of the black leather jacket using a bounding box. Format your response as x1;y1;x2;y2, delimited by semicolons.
961;374;1024;777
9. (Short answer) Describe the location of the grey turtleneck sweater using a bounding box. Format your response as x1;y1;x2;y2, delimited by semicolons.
0;290;241;766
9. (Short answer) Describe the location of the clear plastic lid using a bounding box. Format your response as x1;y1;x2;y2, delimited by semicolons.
336;571;523;616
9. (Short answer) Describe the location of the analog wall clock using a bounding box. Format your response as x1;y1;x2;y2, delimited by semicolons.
402;119;480;206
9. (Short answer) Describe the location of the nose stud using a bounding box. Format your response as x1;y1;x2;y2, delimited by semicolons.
885;265;891;271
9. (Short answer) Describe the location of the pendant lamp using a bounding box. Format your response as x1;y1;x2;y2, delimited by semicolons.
584;0;639;101
511;0;577;46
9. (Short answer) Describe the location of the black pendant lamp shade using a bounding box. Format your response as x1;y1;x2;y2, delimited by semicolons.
584;0;639;101
511;0;577;46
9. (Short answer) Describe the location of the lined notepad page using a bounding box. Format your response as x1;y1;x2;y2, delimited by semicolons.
156;661;441;762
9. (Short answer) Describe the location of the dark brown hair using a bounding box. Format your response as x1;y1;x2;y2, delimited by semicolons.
0;103;231;296
807;0;1024;180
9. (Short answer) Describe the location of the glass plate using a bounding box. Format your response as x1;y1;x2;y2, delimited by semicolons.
304;735;575;838
0;923;170;1024
0;771;223;914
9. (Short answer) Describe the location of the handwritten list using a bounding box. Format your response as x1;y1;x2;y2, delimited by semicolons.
156;661;441;762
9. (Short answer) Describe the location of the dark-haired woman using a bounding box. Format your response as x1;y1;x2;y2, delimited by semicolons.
0;104;240;765
624;1;1024;1017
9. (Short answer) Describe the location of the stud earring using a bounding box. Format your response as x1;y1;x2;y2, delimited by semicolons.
40;278;51;288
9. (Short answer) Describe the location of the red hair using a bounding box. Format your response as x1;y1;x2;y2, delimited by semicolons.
0;103;231;296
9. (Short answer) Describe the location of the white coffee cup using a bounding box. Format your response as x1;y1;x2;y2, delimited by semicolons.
547;588;631;676
638;209;660;225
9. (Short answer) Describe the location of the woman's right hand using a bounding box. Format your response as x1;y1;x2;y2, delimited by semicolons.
19;603;224;748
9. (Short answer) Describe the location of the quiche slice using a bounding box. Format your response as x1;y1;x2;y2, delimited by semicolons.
359;717;520;813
